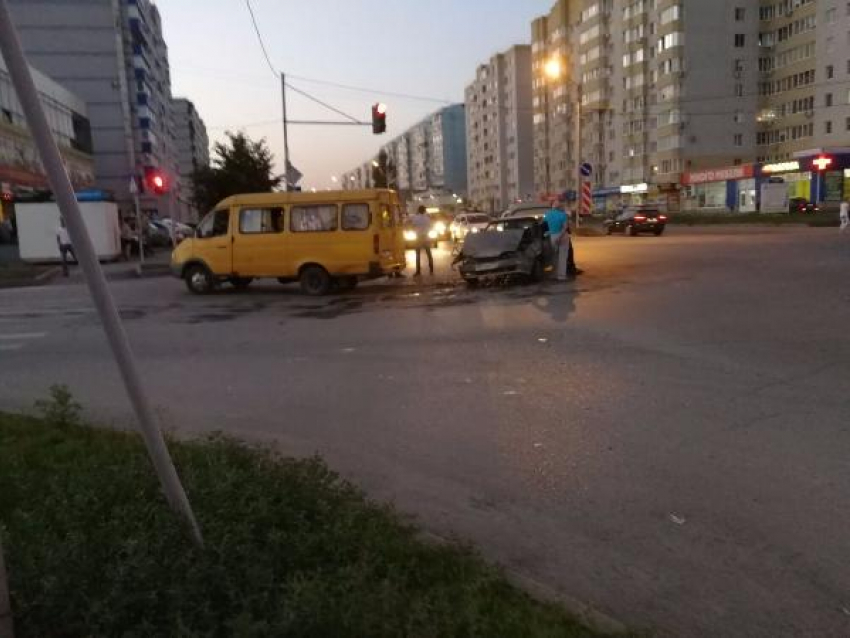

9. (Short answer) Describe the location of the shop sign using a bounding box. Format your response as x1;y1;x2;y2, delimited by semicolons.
620;183;648;194
682;165;754;185
762;161;801;174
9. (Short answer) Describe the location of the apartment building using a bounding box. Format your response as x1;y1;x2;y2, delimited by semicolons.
465;45;535;213
8;0;181;220
171;98;209;222
342;104;467;199
0;55;94;223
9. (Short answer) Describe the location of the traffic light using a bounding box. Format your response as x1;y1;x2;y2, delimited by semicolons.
372;103;387;135
145;168;169;195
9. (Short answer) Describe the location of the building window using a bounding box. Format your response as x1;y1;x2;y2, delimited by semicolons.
734;34;745;47
826;93;834;106
735;84;744;96
734;133;743;146
825;121;833;134
846;116;850;131
735;7;745;21
827;65;835;79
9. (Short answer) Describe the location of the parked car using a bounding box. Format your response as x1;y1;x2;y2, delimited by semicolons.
427;211;454;243
500;203;551;220
604;208;667;236
453;216;548;285
789;197;819;214
449;212;492;242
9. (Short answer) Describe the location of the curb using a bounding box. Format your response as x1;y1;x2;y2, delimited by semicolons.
417;531;629;636
134;263;170;278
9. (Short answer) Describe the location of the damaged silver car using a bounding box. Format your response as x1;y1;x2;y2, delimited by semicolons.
453;216;550;285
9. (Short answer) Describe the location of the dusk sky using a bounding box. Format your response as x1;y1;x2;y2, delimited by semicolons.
161;0;554;190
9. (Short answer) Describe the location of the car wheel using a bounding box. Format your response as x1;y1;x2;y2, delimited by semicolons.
230;277;253;290
628;225;638;236
530;258;544;283
300;265;332;296
654;227;665;236
184;264;215;295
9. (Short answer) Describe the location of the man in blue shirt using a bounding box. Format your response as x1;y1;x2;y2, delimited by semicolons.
543;201;580;280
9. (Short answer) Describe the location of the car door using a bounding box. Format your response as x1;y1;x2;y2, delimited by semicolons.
231;206;286;277
194;208;232;275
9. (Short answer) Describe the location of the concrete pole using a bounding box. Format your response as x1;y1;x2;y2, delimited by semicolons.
0;540;12;638
0;0;202;546
281;72;291;191
574;91;582;229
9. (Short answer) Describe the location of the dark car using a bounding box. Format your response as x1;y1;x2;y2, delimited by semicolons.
604;208;667;236
789;197;819;214
453;216;548;285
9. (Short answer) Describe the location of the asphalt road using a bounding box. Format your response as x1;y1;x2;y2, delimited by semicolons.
1;228;849;637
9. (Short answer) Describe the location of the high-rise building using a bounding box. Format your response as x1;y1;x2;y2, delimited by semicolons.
171;98;209;222
465;45;535;213
342;104;467;199
8;0;180;220
0;55;94;223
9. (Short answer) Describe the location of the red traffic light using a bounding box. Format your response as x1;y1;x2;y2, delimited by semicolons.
372;103;387;135
145;168;169;195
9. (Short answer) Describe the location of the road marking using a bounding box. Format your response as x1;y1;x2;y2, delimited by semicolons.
0;344;25;351
0;332;47;340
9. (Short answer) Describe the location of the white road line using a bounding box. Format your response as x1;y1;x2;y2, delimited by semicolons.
0;332;47;340
0;344;25;351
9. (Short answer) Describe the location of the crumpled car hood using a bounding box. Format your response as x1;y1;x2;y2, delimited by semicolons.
460;230;526;258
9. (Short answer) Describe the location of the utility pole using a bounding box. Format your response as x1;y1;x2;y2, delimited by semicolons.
574;89;582;229
280;72;291;190
0;0;202;546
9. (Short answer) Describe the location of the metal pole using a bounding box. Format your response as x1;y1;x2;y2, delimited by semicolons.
281;72;290;191
0;0;202;546
133;188;144;265
0;540;12;638
574;91;582;229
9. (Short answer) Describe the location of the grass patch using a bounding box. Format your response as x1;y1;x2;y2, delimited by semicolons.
0;412;613;637
667;211;838;227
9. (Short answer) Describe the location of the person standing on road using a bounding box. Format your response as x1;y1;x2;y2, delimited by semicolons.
55;218;76;277
840;199;849;233
411;206;434;276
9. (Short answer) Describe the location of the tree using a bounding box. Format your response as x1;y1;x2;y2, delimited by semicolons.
192;131;281;213
371;150;398;190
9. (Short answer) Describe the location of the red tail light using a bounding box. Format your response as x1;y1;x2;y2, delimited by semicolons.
634;216;647;222
373;233;380;255
659;215;667;221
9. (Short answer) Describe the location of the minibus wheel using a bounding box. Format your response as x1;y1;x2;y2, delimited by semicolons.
185;264;215;294
300;265;331;296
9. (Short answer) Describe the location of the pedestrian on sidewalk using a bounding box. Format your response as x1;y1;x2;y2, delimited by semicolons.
55;218;76;277
840;199;849;233
120;218;135;260
411;206;434;276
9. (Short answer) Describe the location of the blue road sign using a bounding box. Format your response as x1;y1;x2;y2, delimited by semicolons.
580;162;593;177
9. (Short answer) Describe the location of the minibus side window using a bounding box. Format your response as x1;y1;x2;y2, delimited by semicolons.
291;205;338;232
341;203;370;231
239;207;284;234
197;209;229;238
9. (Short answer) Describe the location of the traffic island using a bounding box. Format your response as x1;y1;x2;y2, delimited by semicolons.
0;410;627;637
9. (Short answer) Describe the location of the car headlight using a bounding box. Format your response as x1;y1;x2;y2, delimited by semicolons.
403;230;417;242
471;227;480;234
428;230;438;239
434;222;446;234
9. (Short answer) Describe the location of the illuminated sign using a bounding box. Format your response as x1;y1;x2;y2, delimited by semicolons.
683;165;755;185
813;156;833;171
620;183;648;194
762;161;800;174
425;207;440;213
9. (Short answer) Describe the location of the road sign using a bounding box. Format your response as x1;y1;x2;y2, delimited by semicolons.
580;162;593;177
285;161;303;186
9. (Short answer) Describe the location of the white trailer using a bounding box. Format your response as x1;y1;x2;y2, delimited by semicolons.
16;201;121;263
760;182;790;214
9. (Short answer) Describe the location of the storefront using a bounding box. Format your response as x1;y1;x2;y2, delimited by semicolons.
759;160;810;202
591;186;622;214
681;164;756;212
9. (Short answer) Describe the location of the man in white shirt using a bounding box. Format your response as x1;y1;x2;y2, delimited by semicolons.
840;200;849;234
55;219;76;276
411;206;434;276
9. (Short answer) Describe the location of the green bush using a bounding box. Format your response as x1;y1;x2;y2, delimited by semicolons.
0;413;607;637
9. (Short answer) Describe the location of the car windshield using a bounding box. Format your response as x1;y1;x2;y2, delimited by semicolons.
469;215;491;224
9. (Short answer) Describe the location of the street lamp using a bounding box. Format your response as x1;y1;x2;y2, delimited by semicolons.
544;57;562;81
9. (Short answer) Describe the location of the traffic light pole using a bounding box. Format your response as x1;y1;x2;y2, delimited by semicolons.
280;72;291;191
